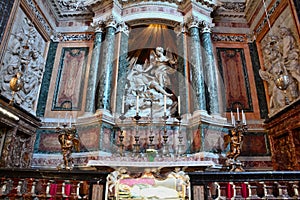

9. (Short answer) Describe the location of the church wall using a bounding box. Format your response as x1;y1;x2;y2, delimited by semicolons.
1;0;291;171
212;35;272;170
43;40;93;118
249;0;300;170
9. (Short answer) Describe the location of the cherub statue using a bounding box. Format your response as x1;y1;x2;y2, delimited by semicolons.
224;129;243;161
58;127;80;170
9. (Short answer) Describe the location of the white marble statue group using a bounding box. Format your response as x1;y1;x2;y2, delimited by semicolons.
125;47;178;117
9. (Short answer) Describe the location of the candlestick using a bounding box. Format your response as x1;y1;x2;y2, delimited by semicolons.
178;96;181;115
237;107;240;121
58;114;60;127
242;110;246;125
121;95;125;114
65;113;68;125
164;95;166;114
233;115;236;127
69;115;72;127
136;96;139;114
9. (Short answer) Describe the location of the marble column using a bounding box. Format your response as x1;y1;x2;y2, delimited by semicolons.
200;22;219;115
85;21;105;113
116;22;129;114
96;16;117;111
174;23;188;115
187;16;206;112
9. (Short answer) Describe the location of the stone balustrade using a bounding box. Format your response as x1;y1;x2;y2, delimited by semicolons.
0;168;299;199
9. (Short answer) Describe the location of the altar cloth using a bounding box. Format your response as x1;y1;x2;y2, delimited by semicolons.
87;160;215;168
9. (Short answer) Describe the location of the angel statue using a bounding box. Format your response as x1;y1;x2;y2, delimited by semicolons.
127;47;177;96
58;126;80;170
150;46;177;89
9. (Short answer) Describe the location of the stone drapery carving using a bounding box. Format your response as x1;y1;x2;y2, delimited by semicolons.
0;16;46;113
125;47;177;117
259;27;300;115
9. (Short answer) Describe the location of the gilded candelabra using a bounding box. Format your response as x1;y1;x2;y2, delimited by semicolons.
57;122;80;170
224;108;247;172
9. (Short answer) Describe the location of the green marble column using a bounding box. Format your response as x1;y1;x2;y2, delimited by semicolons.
174;24;188;115
96;17;117;111
187;17;206;112
85;21;105;113
201;24;219;115
116;22;129;114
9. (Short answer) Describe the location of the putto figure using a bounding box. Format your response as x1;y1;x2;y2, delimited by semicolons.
57;126;80;170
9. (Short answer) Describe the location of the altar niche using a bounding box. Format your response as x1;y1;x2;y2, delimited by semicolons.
105;167;190;200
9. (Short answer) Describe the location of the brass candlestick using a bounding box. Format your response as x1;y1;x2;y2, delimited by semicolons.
162;113;170;157
132;114;141;157
176;115;185;156
118;114;126;156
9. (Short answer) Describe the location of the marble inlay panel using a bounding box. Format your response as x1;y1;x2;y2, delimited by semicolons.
52;47;89;110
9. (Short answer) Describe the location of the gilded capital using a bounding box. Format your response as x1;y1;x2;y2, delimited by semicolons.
105;15;118;29
201;21;213;33
91;20;105;33
186;16;201;29
117;21;129;35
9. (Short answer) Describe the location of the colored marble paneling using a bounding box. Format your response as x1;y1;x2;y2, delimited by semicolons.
34;129;59;153
100;123;114;152
203;127;228;153
52;47;89;110
240;132;270;156
35;125;101;153
248;42;268;119
37;42;58;117
216;48;253;112
0;0;14;43
78;125;100;151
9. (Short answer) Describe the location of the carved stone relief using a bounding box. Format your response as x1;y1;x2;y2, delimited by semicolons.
259;26;300;115
0;8;46;114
